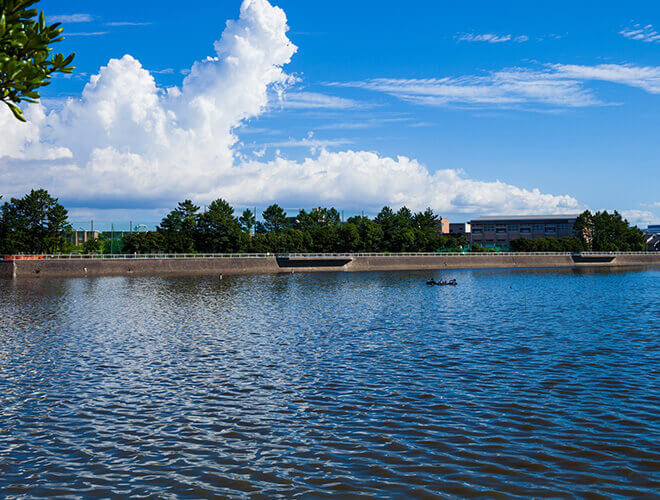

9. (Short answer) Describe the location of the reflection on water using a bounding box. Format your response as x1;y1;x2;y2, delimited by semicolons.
1;267;659;497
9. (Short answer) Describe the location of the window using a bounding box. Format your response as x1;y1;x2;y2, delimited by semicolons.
484;224;495;232
545;225;556;233
472;226;483;234
533;224;544;231
557;223;569;232
520;226;531;234
508;224;519;231
496;226;506;234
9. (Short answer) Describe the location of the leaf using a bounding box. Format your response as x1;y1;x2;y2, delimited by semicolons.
7;102;26;122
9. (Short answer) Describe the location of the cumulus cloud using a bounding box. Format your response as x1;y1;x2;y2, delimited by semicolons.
620;24;660;43
219;150;579;213
1;0;578;216
331;63;660;109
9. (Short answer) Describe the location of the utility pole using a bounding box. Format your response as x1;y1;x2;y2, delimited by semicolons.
130;221;133;233
111;223;114;254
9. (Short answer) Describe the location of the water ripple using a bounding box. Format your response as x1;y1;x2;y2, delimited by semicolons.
1;267;658;497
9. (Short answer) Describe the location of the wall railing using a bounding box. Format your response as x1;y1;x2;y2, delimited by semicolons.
2;251;656;261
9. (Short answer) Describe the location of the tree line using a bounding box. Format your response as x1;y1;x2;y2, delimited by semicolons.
121;200;469;254
0;190;646;255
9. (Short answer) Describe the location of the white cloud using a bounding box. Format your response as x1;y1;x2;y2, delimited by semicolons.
457;33;529;44
620;24;660;43
331;72;599;108
217;150;579;213
66;32;109;37
49;14;93;23
0;0;578;217
331;63;660;109
551;64;660;94
274;91;365;109
265;134;353;150
621;210;659;227
106;22;152;27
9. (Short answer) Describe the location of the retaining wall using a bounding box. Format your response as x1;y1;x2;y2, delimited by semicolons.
7;257;279;279
2;253;658;279
0;261;15;279
347;255;576;272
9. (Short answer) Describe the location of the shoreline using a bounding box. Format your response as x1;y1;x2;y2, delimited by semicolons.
1;253;659;279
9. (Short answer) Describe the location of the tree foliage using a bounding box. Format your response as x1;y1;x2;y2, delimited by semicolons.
258;204;289;233
574;210;644;251
239;208;255;233
158;200;199;253
1;0;75;121
112;201;469;254
510;236;584;252
0;188;71;253
81;237;101;254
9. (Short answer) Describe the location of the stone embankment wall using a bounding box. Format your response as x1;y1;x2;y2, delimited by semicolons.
1;254;658;279
347;255;574;271
0;260;15;279
4;257;279;279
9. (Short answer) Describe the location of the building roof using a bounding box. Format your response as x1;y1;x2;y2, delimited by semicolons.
471;214;579;223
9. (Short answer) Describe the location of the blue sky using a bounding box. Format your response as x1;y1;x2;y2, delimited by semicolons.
3;0;658;229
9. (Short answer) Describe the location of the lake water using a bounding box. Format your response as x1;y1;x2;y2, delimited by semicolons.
1;267;658;497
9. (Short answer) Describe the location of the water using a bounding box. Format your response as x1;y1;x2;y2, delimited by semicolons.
1;267;658;497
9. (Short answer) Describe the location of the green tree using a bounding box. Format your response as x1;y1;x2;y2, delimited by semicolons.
0;188;71;253
121;231;164;253
573;210;644;252
349;216;383;251
574;210;594;250
412;207;438;231
338;222;360;251
296;207;341;231
82;237;101;254
309;225;339;252
260;204;289;232
1;0;75;121
196;198;241;252
158;200;199;253
239;208;256;233
396;206;413;228
374;206;397;250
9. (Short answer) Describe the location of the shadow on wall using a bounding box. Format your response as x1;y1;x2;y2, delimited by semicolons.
275;257;352;268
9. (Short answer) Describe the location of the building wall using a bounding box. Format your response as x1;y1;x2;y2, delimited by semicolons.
439;218;449;234
449;223;471;235
69;231;100;246
470;217;577;247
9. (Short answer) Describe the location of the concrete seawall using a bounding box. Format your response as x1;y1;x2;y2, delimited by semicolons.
1;253;658;279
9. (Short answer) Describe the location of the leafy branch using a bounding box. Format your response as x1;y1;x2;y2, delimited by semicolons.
0;0;75;121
